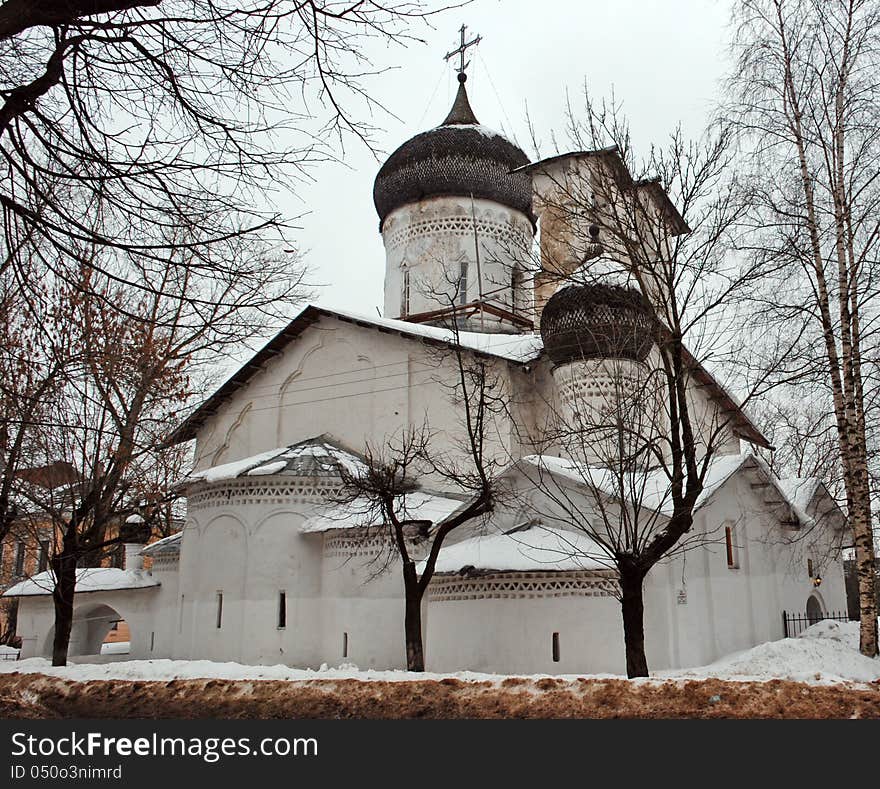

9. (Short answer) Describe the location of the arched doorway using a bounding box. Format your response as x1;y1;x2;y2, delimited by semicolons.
42;603;129;658
806;594;824;625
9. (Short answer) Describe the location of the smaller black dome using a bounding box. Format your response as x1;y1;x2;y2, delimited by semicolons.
119;515;151;544
540;284;654;366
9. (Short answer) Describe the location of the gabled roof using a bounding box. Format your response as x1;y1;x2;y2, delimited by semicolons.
776;476;846;527
776;477;822;515
170;305;543;443
514;147;690;235
170;304;768;450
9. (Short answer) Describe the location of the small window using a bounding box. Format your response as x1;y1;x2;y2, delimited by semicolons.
552;632;560;662
38;540;50;573
725;526;738;569
510;266;520;315
458;259;468;305
401;267;411;317
150;632;155;651
342;632;349;658
178;595;185;634
14;541;25;576
215;592;223;629
807;558;814;578
278;591;287;629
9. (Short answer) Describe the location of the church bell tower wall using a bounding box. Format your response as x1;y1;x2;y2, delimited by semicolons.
382;195;534;329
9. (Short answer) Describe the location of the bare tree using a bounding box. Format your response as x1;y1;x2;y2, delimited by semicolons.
332;335;509;672
0;256;71;543
16;228;297;664
0;1;456;322
727;0;880;656
519;94;769;677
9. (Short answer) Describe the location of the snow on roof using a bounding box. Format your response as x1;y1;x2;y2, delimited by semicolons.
185;437;366;486
435;122;509;140
3;568;160;597
323;305;544;364
171;303;767;448
141;532;182;556
776;477;821;515
418;524;612;575
519;452;793;519
301;490;465;534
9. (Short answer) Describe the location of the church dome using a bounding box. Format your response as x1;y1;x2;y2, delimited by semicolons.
540;283;655;366
373;74;534;228
120;514;151;544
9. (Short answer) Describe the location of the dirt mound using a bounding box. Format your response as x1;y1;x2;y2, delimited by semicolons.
0;673;878;718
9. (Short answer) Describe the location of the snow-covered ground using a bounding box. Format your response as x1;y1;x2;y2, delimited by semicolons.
0;621;877;686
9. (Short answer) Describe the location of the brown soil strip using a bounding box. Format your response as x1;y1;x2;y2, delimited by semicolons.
0;673;878;719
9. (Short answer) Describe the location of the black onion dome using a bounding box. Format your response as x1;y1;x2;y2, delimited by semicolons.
119;515;151;544
373;76;534;228
540;284;655;366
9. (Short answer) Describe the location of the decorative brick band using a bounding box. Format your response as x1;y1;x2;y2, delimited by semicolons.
187;478;342;511
385;214;532;253
427;570;620;601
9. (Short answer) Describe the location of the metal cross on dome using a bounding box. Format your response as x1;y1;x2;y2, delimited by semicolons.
444;24;482;76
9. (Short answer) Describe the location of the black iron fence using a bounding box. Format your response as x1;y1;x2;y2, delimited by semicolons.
782;609;852;638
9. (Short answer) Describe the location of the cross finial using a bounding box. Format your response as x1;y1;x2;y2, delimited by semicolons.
444;24;482;80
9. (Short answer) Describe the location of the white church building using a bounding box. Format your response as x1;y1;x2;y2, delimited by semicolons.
8;64;848;675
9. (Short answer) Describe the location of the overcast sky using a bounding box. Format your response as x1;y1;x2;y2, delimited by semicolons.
281;0;733;317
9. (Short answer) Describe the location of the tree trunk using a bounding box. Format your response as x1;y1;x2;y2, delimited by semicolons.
620;569;649;679
404;594;425;672
851;492;879;657
50;534;78;667
401;561;425;671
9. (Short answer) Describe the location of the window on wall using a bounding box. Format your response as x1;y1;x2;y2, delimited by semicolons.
725;525;739;569
178;595;185;633
401;266;411;317
342;632;349;659
38;540;49;573
552;632;561;662
14;541;25;576
278;591;286;629
458;258;468;305
215;592;223;629
807;558;814;578
510;266;520;315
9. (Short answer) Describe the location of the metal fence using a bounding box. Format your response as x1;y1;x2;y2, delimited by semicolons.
782;610;852;639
